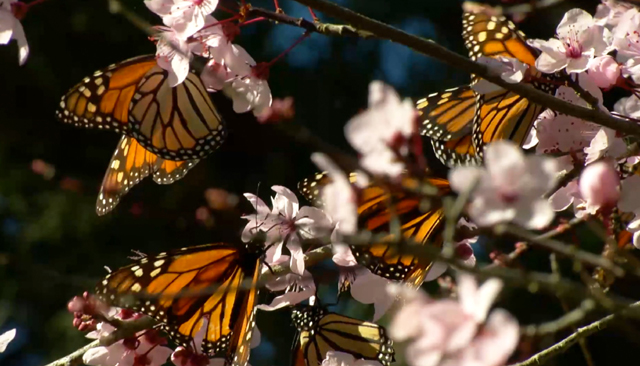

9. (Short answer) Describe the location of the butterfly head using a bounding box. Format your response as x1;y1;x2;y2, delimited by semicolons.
291;304;325;332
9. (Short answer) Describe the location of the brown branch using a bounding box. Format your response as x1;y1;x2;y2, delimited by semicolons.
510;301;640;366
289;0;640;138
493;222;627;277
247;7;375;38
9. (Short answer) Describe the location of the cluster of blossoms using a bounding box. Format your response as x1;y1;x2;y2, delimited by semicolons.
453;2;640;247
146;0;272;116
0;0;272;115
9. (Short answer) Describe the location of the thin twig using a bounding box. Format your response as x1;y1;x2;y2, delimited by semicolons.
494;223;626;277
509;301;640;366
247;7;375;38
520;299;596;337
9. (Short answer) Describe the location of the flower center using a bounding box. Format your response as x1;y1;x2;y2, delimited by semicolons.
563;30;583;59
499;190;519;204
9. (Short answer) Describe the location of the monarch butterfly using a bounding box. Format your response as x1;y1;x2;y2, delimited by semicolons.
96;135;198;215
418;12;559;166
298;172;451;288
55;55;226;162
95;241;263;365
291;304;395;366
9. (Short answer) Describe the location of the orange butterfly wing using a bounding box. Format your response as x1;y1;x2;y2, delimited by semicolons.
462;12;556;156
97;135;198;215
417;85;476;141
298;172;450;288
56;55;226;162
96;242;262;364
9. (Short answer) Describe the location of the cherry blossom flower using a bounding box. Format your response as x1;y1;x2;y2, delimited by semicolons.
257;255;316;311
529;9;612;73
84;327;172;366
583;127;627;164
224;75;272;116
595;0;633;27
344;81;418;178
0;0;28;65
532;75;602;155
349;267;394;321
242;186;330;275
388;274;518;366
449;141;558;229
152;27;191;87
311;153;358;233
579;160;620;214
0;328;15;353
472;56;528;94
613;96;640;119
588;55;621;89
145;0;219;38
611;8;640;83
322;351;383;366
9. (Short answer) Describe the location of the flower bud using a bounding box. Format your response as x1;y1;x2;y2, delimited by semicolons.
589;56;621;89
579;161;620;213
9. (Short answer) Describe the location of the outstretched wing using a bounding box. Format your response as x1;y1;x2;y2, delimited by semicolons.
96;243;261;359
56;55;226;162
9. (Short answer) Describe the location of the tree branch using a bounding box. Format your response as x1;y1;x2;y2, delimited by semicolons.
247;7;375;38
289;0;640;137
510;301;640;366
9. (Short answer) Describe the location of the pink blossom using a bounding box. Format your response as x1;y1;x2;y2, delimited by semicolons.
611;8;640;83
588;55;621;89
583;127;627;164
84;328;172;366
0;328;15;353
532;75;602;155
322;351;383;366
0;1;28;65
145;0;219;38
613;96;640;119
529;9;612;73
472;56;528;94
242;186;330;275
311;152;358;232
579;160;621;214
349;267;394;321
388;274;517;366
344;81;418;178
257;256;316;311
152;27;191;86
449;141;558;229
595;0;634;27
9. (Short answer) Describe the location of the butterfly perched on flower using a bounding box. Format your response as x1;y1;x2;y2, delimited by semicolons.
291;303;395;366
298;172;451;288
96;241;264;366
56;55;228;215
417;12;560;166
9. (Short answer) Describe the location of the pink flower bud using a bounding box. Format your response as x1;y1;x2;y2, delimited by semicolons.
589;56;621;89
579;161;620;213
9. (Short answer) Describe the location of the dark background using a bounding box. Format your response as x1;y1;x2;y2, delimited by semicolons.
4;0;636;366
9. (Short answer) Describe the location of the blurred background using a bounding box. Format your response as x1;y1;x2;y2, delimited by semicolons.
4;0;637;365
